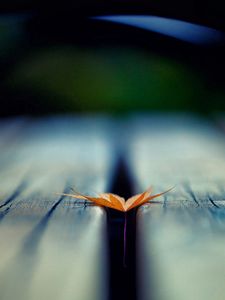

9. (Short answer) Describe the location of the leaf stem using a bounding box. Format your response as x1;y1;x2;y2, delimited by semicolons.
123;212;127;268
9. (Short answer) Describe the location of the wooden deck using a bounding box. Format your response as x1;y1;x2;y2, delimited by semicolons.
1;114;225;300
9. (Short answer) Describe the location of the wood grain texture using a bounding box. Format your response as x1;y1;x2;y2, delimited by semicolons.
126;114;225;300
0;116;115;300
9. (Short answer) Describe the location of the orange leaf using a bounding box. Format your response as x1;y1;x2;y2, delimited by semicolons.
56;186;173;212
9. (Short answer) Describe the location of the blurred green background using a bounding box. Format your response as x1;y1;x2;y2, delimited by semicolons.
0;11;225;116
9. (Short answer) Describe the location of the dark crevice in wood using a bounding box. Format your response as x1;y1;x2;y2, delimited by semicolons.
183;183;200;206
0;180;28;209
108;156;137;300
0;203;13;222
0;191;68;300
22;191;66;252
208;196;220;208
163;195;168;212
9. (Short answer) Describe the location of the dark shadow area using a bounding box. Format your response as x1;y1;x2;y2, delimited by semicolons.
108;156;137;300
0;9;225;116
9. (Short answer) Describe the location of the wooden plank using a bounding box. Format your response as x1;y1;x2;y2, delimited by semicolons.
126;114;225;300
0;116;115;300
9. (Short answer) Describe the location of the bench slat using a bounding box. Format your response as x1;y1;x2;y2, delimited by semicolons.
126;114;225;300
0;116;114;300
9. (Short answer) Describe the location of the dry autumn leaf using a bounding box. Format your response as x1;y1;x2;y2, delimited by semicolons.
57;186;174;268
57;186;173;211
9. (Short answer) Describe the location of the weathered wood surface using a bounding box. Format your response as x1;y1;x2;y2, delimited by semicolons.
0;116;115;300
126;114;225;300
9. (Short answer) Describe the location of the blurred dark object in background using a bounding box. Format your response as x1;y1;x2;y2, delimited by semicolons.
0;1;225;116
